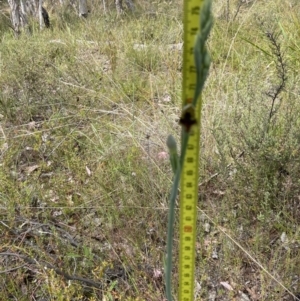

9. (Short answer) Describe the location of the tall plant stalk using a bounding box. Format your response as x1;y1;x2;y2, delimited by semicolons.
165;0;213;300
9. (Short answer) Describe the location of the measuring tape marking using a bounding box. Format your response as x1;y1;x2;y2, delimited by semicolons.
179;1;205;300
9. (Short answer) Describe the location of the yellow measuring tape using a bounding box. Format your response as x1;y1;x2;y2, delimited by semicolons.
179;1;204;300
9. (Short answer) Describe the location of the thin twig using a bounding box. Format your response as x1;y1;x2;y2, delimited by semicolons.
0;264;27;274
196;213;300;301
0;252;103;289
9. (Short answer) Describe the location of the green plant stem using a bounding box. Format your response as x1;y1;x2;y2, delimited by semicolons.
165;1;212;300
165;132;189;301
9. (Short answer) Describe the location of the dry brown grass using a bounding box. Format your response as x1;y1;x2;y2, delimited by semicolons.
1;0;300;300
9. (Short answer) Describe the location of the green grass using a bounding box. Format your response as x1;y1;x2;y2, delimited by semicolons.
1;0;300;300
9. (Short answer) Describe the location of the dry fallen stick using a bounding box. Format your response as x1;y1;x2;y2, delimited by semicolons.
0;252;103;290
